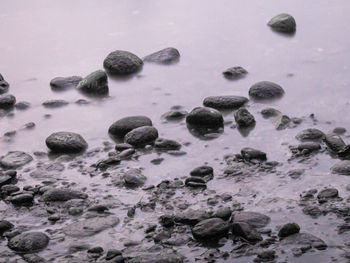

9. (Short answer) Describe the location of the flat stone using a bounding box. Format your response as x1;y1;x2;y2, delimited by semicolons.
203;96;248;109
42;99;69;108
331;160;350;175
143;47;180;64
0;151;33;169
124;126;158;147
109;116;152;138
296;128;325;141
281;232;327;250
50;76;82;91
76;70;108;95
192;218;229;241
41;188;88;202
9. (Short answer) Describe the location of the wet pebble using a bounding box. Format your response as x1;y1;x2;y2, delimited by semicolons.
278;223;300;238
109;116;152;138
192;218;229;241
268;13;296;33
234;108;255;127
296;128;325;141
104;50;143;75
40;188;88;202
203;96;248;110
0;94;16;109
222;66;248;80
186;107;223;127
124;126;158;147
46;131;88;153
143;47;180;64
8;232;49;253
76;70;108;95
249;81;284;101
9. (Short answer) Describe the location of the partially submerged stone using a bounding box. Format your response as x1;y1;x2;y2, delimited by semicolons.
50;76;82;91
0;151;33;169
232;222;262;242
42;99;69;108
203;96;248;110
222;66;248;80
143;47;180;64
109;116;152;138
234;108;255;127
103;50;143;75
76;70;108;95
331;160;350;175
192;218;229;241
186;107;223;127
8;232;49;253
0;73;9;94
0;94;16;109
281;232;327;250
46;132;88;153
268;13;296;33
241;147;267;162
124;126;159;147
296;128;325;142
41;188;88;202
278;223;300;238
122;168;147;188
249;81;284;101
232;211;270;228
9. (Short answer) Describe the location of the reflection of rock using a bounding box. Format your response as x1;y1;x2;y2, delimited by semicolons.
186;123;223;140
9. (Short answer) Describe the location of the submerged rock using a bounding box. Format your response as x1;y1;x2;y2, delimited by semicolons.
324;133;346;154
192;218;229;241
76;70;108;95
274;115;291;130
143;47;180;64
14;101;30;110
103;50;143;75
232;222;262;242
42;99;69;108
268;13;296;33
109;116;152;138
46;132;88;153
174;209;211;226
234;108;255;127
190;165;213;177
0;220;13;234
122;168;147;187
41;188;88;202
30;162;64;178
296;128;325;141
232;211;270;228
281;232;327;250
278;223;300;238
50;76;82;91
186;107;223;127
249;81;284;101
0;73;9;94
317;188;339;201
154;138;181;150
203;96;248;110
0;94;16;109
331;160;350;175
222;66;248;80
297;142;321;152
0;151;33;169
261;107;281;118
124;126;158;147
241;147;267;162
8;232;49;253
10;193;34;205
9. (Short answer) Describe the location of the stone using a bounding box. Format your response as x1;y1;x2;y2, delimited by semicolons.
222;66;248;80
154;138;181;150
0;151;33;169
256;250;276;262
42;99;69;108
261;108;281;118
128;253;183;263
143;47;180;64
14;101;30;110
109;116;152;138
115;143;133;151
192;218;229;241
124;126;158;147
241;147;267;161
278;223;300;238
203;96;248;110
274;115;291;130
249;81;284;101
333;127;346;135
232;222;262;242
317;188;338;200
296;128;325;141
30;162;64;178
297;142;321;152
0;220;13;234
8;232;49;253
162;110;187;121
234;108;255;127
174;209;211;226
64;216;119;237
232;211;270;228
213;207;232;221
268;13;296;33
0;94;16;109
10;193;33;205
103;50;143;75
106;249;122;260
122;169;147;187
0;73;9;94
46;132;88;153
190;166;213;177
50;76;82;91
324;133;346;153
287;169;304;179
185;176;207;188
41;188;88;202
76;70;108;95
281;233;327;250
331;160;350;175
186;107;223;127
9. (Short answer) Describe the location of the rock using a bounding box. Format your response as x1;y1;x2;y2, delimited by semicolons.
128;253;183;263
256;250;276;262
249;81;284;101
0;94;16;109
103;50;143;75
8;232;49;253
88;204;109;213
64;216;119;237
234;108;255;127
324;133;346;153
192;218;229;241
124;126;158;147
88;246;104;254
185;176;207;188
222;66;248;80
30;162;65;178
159;214;175;227
302;205;322;217
14;101;30;110
278;223;300;238
0;151;33;169
154;138;181;150
115;143;133;151
213;207;232;221
274;115;291;130
0;220;13;234
317;188;338;201
162;110;187;121
190;166;213;177
297;142;321;152
232;222;262;242
41;188;88;202
174;209;211;226
143;47;180;64
281;233;327;250
10;193;33;205
333;127;346;135
287;169;304;179
203;96;248;110
1;185;20;197
241;147;267;162
76;70;108;95
268;13;296;33
232;211;270;228
0;174;12;187
186;107;223;127
261;107;281;118
106;249;122;260
0;73;9;94
50;76;82;91
42;99;69;108
46;132;88;153
331;160;350;175
122;168;147;187
109;116;152;138
296;128;325;141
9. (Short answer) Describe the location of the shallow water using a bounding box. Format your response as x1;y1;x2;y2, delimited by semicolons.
1;0;350;262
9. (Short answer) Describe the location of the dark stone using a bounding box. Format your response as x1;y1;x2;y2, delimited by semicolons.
232;222;262;242
14;101;30;110
46;132;88;153
128;253;183;263
0;174;12;187
317;188;338;201
249;81;284;101
213;207;232;221
115;143;133;151
109;116;152;138
232;211;270;228
76;70;108;95
8;232;49;253
302;205;322;217
203;96;248;110
0;73;9;94
103;50;143;75
42;99;69;108
124;126;158;147
192;218;229;241
174;209;210;226
222;66;248;80
159;214;174;227
0;151;33;169
333;127;346;135
186;107;223;127
261;107;281;118
88;204;109;213
281;233;327;250
143;47;180;64
41;188;88;202
122;168;147;187
287;169;304;179
331;160;350;175
241;147;267;162
234;108;255;127
162;110;187;121
324;133;346;153
185;176;207;188
297;142;321;152
1;185;20;197
256;250;276;262
50;76;82;91
190;165;213;177
296;128;325;141
268;13;296;33
10;193;33;205
88;246;104;254
0;94;16;109
154;138;181;150
106;249;122;260
274;115;291;130
278;223;300;238
0;220;13;234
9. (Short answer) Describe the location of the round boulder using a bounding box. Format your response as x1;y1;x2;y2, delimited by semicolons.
8;232;49;253
268;13;296;33
203;96;248;110
249;81;284;101
46;132;88;153
124;126;158;147
108;116;152;138
103;50;143;75
296;128;325;141
186;107;223;127
76;70;108;95
143;47;180;64
0;94;16;109
192;218;229;241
